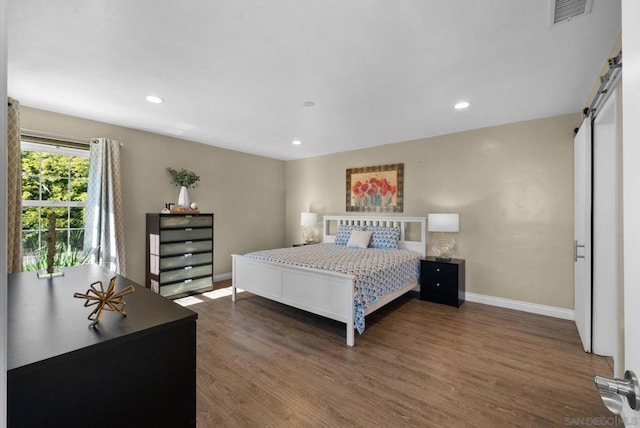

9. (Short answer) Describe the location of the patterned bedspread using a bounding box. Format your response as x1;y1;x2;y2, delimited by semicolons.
244;243;420;334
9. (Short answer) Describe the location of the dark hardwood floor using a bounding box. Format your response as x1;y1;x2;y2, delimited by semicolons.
188;281;612;427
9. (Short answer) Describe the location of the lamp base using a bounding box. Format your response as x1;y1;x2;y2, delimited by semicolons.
302;227;315;244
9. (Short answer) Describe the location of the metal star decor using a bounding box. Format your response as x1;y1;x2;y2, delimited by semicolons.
74;276;135;327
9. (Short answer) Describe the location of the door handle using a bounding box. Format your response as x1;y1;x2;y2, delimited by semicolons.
574;240;585;262
594;370;640;415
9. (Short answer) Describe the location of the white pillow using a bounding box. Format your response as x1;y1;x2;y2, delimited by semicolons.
347;230;373;249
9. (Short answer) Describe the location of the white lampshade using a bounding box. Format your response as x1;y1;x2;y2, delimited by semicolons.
300;212;318;227
428;213;459;233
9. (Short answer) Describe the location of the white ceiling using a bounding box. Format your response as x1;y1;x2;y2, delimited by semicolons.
7;0;621;161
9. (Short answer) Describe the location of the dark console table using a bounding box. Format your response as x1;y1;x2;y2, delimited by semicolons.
7;264;197;428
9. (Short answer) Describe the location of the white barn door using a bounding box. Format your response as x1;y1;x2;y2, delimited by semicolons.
574;116;592;353
591;91;619;363
621;0;640;420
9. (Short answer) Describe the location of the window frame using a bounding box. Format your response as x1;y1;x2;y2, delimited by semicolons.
20;139;90;262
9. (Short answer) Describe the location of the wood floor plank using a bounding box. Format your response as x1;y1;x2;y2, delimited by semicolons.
191;282;613;427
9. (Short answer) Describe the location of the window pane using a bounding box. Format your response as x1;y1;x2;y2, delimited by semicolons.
22;175;40;201
21;150;41;176
22;230;41;256
70;156;89;178
22;207;40;230
40;152;70;178
41;207;69;229
70;178;88;202
56;229;69;251
69;229;85;253
69;207;85;229
41;177;69;201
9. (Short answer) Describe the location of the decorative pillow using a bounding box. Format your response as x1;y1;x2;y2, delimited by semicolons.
365;226;401;249
346;230;373;248
335;224;364;246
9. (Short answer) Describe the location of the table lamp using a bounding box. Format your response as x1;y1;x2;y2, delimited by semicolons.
428;213;459;261
300;212;318;244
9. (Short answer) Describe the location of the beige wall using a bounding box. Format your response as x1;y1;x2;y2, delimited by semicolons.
18;105;579;309
286;113;580;309
20;106;286;284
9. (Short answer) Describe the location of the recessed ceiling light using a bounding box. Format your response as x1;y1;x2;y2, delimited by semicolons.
292;140;302;145
454;101;470;110
146;95;164;104
302;101;315;107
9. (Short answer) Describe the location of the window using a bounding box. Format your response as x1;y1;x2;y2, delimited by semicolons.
21;140;89;268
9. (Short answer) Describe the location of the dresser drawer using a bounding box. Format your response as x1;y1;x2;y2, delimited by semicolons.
160;215;213;229
160;276;212;298
160;240;213;256
160;252;212;270
160;264;213;284
161;228;212;242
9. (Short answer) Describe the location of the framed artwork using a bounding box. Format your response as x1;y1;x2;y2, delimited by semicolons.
346;163;404;212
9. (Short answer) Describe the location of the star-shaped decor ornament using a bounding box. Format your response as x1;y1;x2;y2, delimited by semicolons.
74;276;135;327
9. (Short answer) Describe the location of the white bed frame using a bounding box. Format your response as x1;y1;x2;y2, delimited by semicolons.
231;215;427;346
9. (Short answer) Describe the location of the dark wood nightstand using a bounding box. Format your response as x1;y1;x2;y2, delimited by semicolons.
420;257;465;307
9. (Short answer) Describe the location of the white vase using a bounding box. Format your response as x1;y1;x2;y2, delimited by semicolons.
178;186;190;208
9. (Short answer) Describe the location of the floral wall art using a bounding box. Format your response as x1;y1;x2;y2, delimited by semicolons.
346;163;403;212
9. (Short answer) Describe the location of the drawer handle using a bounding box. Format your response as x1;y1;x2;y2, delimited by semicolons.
436;268;440;272
436;283;440;287
185;241;193;244
184;266;192;270
186;215;192;218
185;228;193;232
184;279;193;283
184;253;192;258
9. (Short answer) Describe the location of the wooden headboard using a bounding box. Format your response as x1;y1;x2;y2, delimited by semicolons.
322;215;427;257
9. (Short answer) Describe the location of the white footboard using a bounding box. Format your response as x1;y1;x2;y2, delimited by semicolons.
232;254;357;346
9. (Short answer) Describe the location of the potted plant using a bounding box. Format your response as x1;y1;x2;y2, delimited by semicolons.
167;167;200;208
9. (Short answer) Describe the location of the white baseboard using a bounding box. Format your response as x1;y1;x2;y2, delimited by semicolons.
214;272;232;283
218;272;574;321
465;292;575;321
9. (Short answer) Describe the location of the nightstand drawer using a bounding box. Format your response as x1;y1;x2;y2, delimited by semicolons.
423;264;456;286
422;287;458;307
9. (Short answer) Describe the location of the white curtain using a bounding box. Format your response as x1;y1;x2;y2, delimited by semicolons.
84;138;126;275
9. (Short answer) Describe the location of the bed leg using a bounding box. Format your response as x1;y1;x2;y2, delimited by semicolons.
346;322;355;347
231;284;236;302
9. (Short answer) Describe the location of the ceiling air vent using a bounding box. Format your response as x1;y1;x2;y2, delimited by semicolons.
548;0;593;26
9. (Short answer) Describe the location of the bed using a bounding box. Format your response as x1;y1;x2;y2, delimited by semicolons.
231;215;427;346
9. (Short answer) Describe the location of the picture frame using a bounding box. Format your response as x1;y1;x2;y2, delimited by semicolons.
346;163;404;212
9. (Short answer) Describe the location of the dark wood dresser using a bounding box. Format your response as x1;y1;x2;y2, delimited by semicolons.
7;264;197;428
146;213;214;298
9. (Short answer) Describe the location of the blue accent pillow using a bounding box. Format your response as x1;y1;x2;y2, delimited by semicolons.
335;224;364;246
365;226;401;249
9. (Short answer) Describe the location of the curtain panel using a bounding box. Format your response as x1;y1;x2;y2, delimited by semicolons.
84;138;126;275
7;98;22;273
